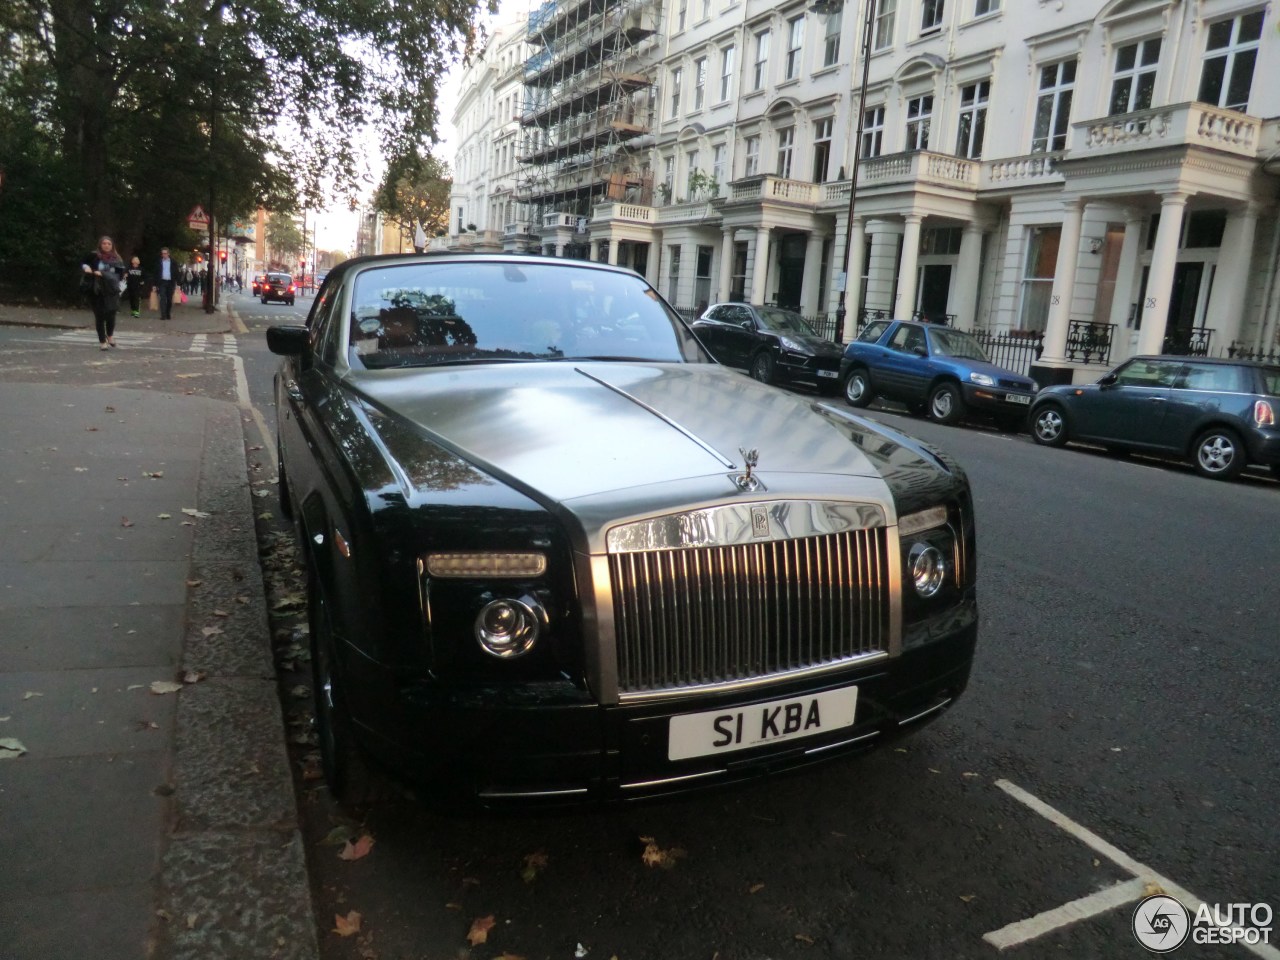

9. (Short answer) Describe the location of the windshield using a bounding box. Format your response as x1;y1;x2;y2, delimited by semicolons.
928;328;990;362
347;260;701;369
756;307;817;337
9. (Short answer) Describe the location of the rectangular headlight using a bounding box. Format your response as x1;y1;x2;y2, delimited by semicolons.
425;552;547;578
898;506;948;537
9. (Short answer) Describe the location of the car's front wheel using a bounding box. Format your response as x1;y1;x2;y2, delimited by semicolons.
309;566;380;808
1192;427;1245;481
843;368;874;407
1030;404;1069;447
928;382;965;424
750;350;776;385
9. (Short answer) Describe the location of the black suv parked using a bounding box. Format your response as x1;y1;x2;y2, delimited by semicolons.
1028;356;1280;481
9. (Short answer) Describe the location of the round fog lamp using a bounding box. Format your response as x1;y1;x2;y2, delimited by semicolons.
475;598;540;658
909;543;948;598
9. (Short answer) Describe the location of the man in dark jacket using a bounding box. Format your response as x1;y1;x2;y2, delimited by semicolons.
156;248;176;320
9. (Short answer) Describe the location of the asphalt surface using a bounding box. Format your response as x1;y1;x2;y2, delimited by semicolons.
4;292;1277;960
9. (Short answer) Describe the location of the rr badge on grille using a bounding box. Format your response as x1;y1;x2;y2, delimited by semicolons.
750;505;770;538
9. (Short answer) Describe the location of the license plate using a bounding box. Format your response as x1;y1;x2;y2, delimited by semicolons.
1005;393;1031;405
816;369;839;379
667;686;858;761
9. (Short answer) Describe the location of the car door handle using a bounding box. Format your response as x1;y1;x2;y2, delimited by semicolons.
285;379;304;401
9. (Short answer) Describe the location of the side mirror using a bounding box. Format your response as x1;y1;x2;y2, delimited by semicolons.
267;324;310;356
1097;373;1118;387
741;320;754;331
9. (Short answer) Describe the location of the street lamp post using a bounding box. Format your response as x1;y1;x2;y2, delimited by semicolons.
835;0;878;342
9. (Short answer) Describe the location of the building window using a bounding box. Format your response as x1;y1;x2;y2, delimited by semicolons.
669;66;682;119
812;117;833;182
786;16;804;80
701;0;710;20
823;9;841;67
776;126;795;178
921;0;944;34
745;134;760;176
668;245;681;303
753;30;770;91
685;148;700;198
1018;226;1060;332
677;0;687;31
861;105;885;157
955;80;989;158
974;0;998;14
663;155;675;198
1032;59;1075;153
906;95;933;151
695;245;714;310
712;143;727;187
720;45;735;101
694;57;707;110
1198;11;1263;112
1109;38;1161;115
874;0;896;49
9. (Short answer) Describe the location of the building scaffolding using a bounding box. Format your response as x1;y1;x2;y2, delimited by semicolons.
517;0;660;221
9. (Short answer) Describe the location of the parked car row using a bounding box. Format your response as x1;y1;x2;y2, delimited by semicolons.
693;306;1279;484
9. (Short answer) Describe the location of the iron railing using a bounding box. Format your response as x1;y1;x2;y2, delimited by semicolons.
1065;320;1115;365
1225;342;1280;363
968;329;1045;378
912;310;957;326
1163;326;1213;357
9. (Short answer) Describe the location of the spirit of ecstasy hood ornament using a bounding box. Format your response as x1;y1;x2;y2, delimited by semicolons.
735;447;760;491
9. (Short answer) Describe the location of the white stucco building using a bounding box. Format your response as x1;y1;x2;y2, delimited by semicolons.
456;0;1280;380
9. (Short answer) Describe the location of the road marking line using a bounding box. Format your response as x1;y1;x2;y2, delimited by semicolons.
228;305;248;334
190;333;208;353
984;877;1150;951
993;780;1280;958
229;353;277;474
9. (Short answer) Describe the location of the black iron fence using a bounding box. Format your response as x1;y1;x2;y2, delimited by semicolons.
1065;320;1115;366
1163;326;1213;357
1226;342;1280;363
968;329;1045;378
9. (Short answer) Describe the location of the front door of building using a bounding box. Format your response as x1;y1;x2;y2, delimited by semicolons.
917;264;952;324
1164;262;1203;354
775;234;806;311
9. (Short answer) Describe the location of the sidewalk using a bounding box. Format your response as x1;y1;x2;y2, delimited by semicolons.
0;293;235;335
0;328;317;955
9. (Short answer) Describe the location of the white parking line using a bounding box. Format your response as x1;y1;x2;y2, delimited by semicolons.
989;779;1280;957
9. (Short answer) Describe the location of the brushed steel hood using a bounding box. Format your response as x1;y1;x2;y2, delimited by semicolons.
348;362;882;506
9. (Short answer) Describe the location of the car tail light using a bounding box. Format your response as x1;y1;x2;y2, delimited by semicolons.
288;284;295;292
1255;399;1275;427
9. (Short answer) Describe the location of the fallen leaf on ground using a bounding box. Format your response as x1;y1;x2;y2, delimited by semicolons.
176;373;201;379
104;406;115;412
248;444;263;451
748;883;765;894
201;626;223;637
87;426;99;432
962;772;979;778
182;670;204;684
212;609;229;617
253;489;271;498
1144;881;1166;897
495;953;527;960
157;513;172;520
22;691;42;700
467;915;496;946
181;508;210;518
521;850;549;883
639;836;687;869
186;579;203;587
444;902;462;911
143;471;164;478
0;738;28;759
339;835;375;861
74;466;88;472
258;511;274;520
0;716;10;722
333;911;362;937
320;825;356;847
959;894;976;903
120;517;134;527
150;681;183;695
795;933;814;945
290;685;310;699
574;944;588;958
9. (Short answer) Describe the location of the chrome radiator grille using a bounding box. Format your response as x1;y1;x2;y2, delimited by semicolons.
609;528;890;695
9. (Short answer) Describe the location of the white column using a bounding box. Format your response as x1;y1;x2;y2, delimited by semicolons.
645;239;661;288
750;227;771;305
1205;203;1259;350
718;228;735;301
1136;193;1188;356
1042;199;1085;362
590;239;602;261
841;218;866;341
607;239;620;265
895;214;923;319
864;219;902;315
800;232;826;316
952;223;985;328
554;241;567;257
1108;211;1146;332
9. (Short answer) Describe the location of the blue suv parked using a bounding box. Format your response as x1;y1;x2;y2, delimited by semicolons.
841;319;1038;429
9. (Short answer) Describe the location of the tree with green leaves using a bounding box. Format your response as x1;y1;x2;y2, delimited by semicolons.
0;0;490;299
265;215;303;269
372;151;454;250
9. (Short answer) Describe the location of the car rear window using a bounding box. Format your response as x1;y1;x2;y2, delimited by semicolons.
346;261;701;369
1259;366;1280;396
1179;364;1243;392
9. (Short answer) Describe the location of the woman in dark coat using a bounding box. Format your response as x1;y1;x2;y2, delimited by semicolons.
81;236;126;349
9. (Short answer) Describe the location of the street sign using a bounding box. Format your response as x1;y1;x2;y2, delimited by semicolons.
187;205;209;228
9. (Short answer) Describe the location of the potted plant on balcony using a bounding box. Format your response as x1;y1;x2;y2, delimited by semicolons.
688;170;720;200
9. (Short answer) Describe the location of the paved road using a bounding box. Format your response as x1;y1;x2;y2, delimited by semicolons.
15;299;1276;959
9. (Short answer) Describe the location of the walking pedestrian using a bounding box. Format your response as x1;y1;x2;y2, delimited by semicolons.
125;256;145;318
156;247;176;320
81;236;126;350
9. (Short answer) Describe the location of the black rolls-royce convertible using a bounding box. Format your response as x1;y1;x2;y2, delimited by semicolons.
268;252;979;806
